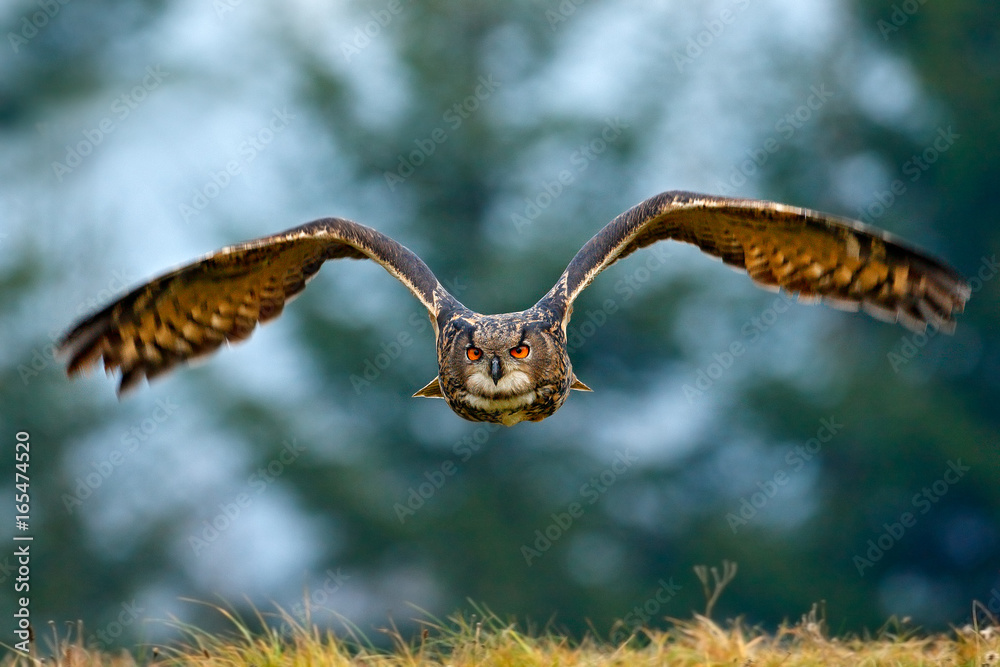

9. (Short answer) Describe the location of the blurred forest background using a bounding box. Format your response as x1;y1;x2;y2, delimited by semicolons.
1;0;998;650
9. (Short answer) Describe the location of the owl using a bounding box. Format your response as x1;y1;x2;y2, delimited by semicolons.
58;191;970;425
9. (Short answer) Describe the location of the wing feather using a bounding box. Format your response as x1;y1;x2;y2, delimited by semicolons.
541;191;970;333
58;218;457;394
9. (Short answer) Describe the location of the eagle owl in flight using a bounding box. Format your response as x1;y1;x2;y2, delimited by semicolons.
59;191;970;426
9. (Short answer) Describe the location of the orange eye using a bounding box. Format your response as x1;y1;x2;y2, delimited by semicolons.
466;346;483;361
510;344;530;359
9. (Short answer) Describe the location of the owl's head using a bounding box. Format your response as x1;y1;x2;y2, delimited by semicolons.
452;314;564;397
432;311;575;424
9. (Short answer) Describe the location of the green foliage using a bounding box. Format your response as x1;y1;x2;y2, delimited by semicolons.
1;0;997;650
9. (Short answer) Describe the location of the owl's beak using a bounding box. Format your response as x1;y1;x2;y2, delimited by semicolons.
490;356;503;384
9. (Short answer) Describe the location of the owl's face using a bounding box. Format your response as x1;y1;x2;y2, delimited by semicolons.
436;311;572;425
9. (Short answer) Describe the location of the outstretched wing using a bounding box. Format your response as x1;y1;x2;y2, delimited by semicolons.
58;218;458;394
540;191;970;333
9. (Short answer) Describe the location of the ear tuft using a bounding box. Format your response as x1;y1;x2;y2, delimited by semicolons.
413;376;445;398
570;375;592;392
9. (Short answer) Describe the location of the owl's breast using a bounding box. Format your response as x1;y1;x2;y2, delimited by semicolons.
441;376;572;426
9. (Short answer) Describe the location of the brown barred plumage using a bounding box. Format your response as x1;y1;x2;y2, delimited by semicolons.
59;191;970;424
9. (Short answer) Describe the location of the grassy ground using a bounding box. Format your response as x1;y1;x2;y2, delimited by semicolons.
4;603;999;667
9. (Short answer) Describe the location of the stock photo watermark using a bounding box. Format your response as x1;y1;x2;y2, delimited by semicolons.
188;438;306;555
959;586;1000;631
20;270;133;386
350;276;468;394
179;107;296;222
350;325;420;393
566;245;671;353
511;117;629;234
51;66;170;181
609;577;683;643
887;254;997;372
287;568;352;624
852;459;970;576
855;125;959;225
393;422;501;523
339;0;410;62
877;0;929;40
62;397;181;514
12;431;31;655
682;293;796;403
672;0;753;73
715;83;834;195
384;75;501;191
543;0;589;31
520;449;637;566
213;0;246;20
725;416;843;533
87;599;146;650
8;0;72;53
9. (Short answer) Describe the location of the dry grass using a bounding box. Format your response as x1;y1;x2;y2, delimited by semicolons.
4;602;999;667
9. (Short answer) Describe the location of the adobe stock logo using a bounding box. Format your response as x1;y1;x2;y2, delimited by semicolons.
383;75;501;191
188;438;306;555
51;66;170;181
852;459;970;576
682;294;795;404
724;416;842;533
887;254;998;373
520;449;637;566
339;0;410;62
715;84;834;195
609;577;683;643
179;107;295;222
87;599;145;650
393;422;501;524
8;0;71;53
876;0;929;40
855;126;959;225
511;117;630;233
671;0;753;73
62;397;181;514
